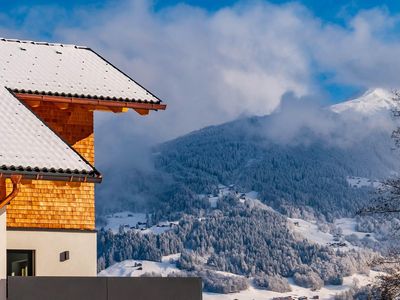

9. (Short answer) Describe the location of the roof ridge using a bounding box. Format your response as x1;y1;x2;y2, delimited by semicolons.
0;37;88;49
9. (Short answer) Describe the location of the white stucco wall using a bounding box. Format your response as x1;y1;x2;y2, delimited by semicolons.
7;230;96;276
0;208;6;280
0;208;6;300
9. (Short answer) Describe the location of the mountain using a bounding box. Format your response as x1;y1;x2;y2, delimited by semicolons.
97;88;400;220
330;88;395;115
148;89;398;218
97;88;398;297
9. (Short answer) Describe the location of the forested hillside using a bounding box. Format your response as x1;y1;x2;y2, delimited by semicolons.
99;89;400;220
97;90;399;295
98;200;374;291
155;116;396;218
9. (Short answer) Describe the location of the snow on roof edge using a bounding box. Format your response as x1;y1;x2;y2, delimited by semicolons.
0;37;88;49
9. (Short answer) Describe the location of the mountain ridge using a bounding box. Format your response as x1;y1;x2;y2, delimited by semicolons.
330;88;395;115
97;88;400;219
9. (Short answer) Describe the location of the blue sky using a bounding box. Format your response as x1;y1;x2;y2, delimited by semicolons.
2;0;400;104
156;0;400;21
3;0;400;24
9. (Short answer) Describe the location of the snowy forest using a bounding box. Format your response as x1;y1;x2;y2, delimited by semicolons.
96;92;400;297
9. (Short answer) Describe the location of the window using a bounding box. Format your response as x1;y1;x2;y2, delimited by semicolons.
7;250;35;276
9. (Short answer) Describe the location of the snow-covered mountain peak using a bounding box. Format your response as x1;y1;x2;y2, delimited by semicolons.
330;88;396;115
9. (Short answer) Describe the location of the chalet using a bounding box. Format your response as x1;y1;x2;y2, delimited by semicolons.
0;38;166;298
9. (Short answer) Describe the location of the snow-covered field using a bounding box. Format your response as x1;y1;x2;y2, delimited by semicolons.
204;271;380;300
202;186;272;210
100;211;147;232
334;218;377;241
346;176;381;188
98;211;177;235
99;254;380;300
98;254;181;277
289;217;375;249
289;218;334;245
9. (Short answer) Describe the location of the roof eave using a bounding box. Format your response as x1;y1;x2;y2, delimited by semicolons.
0;170;102;184
13;92;167;111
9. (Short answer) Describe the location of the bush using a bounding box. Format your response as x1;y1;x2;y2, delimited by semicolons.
140;272;162;277
200;270;248;294
293;271;323;290
334;285;381;300
326;275;343;285
254;274;292;292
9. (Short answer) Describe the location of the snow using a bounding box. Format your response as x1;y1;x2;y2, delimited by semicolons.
209;196;219;208
99;211;380;300
0;87;94;173
140;225;173;235
99;187;381;300
0;38;160;103
330;88;395;115
289;217;375;249
203;185;269;210
289;218;334;245
347;176;381;189
334;218;377;241
204;271;381;300
98;254;181;277
246;191;259;199
244;197;274;211
99;211;177;235
99;256;380;300
100;212;147;233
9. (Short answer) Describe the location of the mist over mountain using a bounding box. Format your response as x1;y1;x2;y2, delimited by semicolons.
97;89;400;296
97;88;400;219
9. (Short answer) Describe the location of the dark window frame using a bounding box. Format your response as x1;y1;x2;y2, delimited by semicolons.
7;249;35;277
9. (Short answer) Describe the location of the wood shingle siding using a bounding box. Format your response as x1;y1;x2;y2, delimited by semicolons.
6;180;94;230
6;102;95;230
29;102;95;165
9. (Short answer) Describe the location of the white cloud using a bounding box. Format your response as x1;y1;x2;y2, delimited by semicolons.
53;1;316;141
3;0;400;174
5;1;400;140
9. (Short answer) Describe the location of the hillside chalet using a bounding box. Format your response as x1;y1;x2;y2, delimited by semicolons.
0;38;166;298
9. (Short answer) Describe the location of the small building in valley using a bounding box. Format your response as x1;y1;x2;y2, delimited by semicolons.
0;38;166;297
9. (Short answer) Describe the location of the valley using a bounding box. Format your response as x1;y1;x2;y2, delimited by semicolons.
97;185;384;299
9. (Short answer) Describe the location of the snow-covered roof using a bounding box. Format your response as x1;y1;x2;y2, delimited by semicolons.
0;88;98;180
0;38;161;103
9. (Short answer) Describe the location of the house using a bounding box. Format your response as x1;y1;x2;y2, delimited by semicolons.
0;38;166;298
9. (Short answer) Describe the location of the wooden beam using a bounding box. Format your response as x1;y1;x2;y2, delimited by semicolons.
54;103;69;110
110;107;129;113
15;93;167;112
25;100;41;108
134;108;150;116
93;105;113;112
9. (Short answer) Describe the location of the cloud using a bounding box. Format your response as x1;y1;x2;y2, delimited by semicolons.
52;1;315;140
312;8;400;89
4;1;400;141
43;1;400;140
4;1;400;211
264;91;397;148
